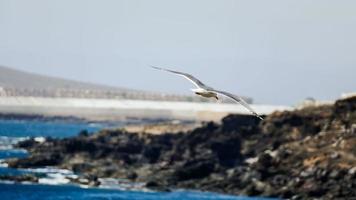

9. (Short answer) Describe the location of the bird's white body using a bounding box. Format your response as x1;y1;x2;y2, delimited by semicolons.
191;88;218;99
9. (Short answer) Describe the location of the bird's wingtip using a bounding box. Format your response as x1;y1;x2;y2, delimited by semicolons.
150;65;163;71
253;113;264;121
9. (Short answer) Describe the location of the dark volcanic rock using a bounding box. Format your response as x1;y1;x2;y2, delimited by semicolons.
174;160;215;181
16;138;38;149
6;96;356;199
0;174;38;183
8;153;62;168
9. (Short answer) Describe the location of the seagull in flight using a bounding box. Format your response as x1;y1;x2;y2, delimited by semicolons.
151;66;264;120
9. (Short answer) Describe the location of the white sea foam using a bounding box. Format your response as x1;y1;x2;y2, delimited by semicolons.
38;176;70;185
24;167;78;186
1;163;145;192
0;160;9;167
34;137;46;143
0;136;29;150
98;178;146;191
79;184;90;189
24;167;73;175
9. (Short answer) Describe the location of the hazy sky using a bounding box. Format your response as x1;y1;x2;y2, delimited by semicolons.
0;0;355;105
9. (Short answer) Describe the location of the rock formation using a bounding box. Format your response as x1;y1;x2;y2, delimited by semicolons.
6;96;356;199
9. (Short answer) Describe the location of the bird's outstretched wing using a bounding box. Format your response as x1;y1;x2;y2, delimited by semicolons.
150;66;208;89
212;90;264;120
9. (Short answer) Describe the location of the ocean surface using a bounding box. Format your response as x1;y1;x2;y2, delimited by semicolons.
0;119;273;200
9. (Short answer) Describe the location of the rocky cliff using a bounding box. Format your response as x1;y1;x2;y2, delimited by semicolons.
7;96;356;199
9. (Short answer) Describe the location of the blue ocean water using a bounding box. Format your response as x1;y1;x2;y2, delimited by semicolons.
0;119;106;138
0;183;273;200
0;119;272;200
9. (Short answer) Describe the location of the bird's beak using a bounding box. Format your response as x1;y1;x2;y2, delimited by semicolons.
215;96;219;100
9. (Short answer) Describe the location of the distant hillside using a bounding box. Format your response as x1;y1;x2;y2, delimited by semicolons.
0;66;129;91
0;66;219;102
0;66;252;103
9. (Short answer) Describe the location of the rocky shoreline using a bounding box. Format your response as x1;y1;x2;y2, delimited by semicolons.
0;113;87;122
4;96;356;199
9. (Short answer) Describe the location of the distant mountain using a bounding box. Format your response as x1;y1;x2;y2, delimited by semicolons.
0;66;252;103
0;65;129;91
0;66;217;102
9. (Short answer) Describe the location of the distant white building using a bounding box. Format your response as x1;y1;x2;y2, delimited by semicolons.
0;87;6;96
296;97;334;109
341;92;356;99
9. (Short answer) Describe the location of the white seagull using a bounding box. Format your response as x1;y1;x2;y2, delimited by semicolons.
151;66;264;120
